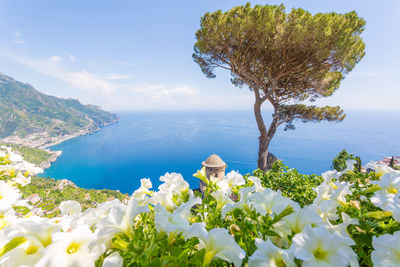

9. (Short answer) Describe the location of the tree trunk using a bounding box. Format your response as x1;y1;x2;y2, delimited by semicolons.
253;96;279;171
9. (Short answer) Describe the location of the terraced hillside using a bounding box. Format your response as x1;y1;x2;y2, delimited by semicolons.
0;72;118;139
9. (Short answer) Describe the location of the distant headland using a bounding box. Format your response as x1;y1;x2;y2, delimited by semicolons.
0;72;119;168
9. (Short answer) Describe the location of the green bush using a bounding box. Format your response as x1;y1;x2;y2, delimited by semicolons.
250;161;323;207
331;149;360;172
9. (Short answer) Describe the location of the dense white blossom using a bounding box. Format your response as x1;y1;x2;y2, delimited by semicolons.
0;181;21;213
365;161;394;177
96;199;149;240
291;225;358;267
194;226;246;267
248;238;295;267
36;225;105;267
372;231;400;266
154;195;201;239
1;146;400;266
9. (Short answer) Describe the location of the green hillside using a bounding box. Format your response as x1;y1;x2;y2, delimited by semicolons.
0;72;119;138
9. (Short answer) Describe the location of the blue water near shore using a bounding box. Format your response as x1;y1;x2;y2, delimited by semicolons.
41;110;400;193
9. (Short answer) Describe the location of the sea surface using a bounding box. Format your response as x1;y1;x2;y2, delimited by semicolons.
41;110;400;193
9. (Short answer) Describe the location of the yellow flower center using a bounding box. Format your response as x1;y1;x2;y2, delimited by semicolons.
26;245;38;255
274;258;286;267
66;242;80;254
387;187;398;194
313;247;327;260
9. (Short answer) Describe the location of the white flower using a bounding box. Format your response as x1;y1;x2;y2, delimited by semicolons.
36;225;105;267
0;209;17;230
248;176;264;192
321;170;340;183
370;191;398;211
194;227;246;267
274;206;322;236
0;236;44;267
154;195;201;240
249;188;299;216
13;161;43;175
291;225;357;267
96;199;149;239
152;173;190;211
211;189;233;210
158;172;189;195
324;213;358;243
370;192;400;222
59;200;82;216
310;199;339;221
365;161;394;177
224;171;245;187
248;238;295;267
11;172;31;186
132;178;152;205
221;186;254;217
215;179;231;195
345;159;357;172
371;171;400;195
102;251;123;267
314;182;334;202
96;199;122;218
330;182;352;205
314;181;352;207
0;181;21;212
4;216;60;247
372;231;400;266
70;208;99;229
8;151;23;162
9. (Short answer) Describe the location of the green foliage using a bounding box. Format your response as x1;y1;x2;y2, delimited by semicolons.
0;72;119;138
111;213;205;266
21;176;129;217
0;143;51;165
336;171;400;266
331;149;359;172
193;3;366;97
279;105;346;131
251;161;323;206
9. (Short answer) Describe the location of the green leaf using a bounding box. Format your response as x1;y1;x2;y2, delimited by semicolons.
0;236;27;257
365;210;393;219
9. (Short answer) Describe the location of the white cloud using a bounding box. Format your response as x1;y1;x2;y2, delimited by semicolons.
152;86;199;104
48;55;63;63
11;31;24;44
67;53;77;62
114;61;150;67
0;51;116;95
105;73;133;80
63;70;116;94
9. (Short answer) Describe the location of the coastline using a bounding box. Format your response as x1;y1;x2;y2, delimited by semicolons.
39;118;121;169
1;118;121;170
39;149;63;169
40;118;121;149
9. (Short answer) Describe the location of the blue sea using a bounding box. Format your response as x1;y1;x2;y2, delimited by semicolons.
41;110;400;194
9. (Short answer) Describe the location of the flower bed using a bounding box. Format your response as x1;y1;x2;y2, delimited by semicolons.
0;146;399;266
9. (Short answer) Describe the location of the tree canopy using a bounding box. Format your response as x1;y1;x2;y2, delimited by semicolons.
193;3;365;170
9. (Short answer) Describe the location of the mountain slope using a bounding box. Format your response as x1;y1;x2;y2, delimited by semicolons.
0;72;119;139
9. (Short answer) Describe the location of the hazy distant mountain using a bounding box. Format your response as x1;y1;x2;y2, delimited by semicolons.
0;72;119;138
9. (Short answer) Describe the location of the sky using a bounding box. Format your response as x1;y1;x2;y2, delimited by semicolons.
0;0;399;111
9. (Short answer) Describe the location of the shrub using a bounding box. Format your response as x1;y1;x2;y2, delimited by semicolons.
251;161;323;206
